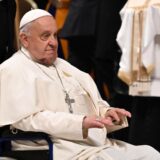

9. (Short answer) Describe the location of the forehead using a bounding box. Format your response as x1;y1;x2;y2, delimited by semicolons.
31;16;57;32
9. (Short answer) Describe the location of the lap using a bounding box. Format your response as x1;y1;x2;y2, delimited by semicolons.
88;140;160;160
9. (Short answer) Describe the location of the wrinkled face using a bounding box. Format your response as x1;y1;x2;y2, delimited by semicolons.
20;16;58;66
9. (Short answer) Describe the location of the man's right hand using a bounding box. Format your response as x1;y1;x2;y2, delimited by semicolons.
82;116;114;130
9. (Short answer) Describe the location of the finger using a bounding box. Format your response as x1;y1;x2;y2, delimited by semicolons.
83;116;104;129
116;108;132;118
93;120;104;128
107;110;120;122
125;111;132;117
94;117;115;127
101;117;114;126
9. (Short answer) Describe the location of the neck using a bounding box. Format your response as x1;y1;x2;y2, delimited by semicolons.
33;57;53;67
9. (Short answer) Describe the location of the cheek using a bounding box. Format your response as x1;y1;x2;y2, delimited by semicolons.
28;44;44;58
32;42;45;52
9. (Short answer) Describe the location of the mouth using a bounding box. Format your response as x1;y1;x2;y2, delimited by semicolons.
46;49;56;54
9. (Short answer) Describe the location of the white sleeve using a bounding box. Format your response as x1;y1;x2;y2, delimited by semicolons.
12;110;85;141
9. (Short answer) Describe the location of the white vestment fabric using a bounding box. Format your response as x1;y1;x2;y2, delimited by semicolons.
0;48;159;160
117;0;160;96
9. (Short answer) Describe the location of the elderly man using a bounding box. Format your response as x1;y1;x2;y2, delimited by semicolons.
0;9;160;160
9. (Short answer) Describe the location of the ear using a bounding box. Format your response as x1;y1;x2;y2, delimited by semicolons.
19;32;29;48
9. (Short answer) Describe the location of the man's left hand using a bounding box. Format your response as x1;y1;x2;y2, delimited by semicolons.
104;108;131;125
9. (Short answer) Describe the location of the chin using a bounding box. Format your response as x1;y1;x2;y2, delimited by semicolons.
45;57;56;66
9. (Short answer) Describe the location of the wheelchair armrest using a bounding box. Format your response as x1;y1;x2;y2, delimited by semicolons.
0;126;53;160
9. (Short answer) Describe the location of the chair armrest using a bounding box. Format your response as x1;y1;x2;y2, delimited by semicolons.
0;126;53;160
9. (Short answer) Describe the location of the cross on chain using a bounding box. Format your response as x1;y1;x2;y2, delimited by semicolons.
65;92;75;113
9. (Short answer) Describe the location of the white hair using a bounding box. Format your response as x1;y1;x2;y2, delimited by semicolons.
19;22;33;35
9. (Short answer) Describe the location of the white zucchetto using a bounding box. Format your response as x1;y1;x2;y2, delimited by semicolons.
19;9;52;29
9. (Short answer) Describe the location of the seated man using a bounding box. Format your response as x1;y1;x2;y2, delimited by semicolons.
0;9;160;160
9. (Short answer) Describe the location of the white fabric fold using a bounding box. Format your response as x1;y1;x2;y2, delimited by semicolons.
117;0;160;96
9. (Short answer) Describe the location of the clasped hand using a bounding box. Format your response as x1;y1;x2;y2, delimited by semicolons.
83;108;131;130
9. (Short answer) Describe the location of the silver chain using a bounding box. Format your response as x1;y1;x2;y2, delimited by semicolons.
20;49;74;113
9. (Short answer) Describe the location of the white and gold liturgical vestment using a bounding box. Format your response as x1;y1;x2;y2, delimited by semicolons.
117;0;160;96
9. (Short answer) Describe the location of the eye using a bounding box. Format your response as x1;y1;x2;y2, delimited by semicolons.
40;32;58;41
40;33;50;41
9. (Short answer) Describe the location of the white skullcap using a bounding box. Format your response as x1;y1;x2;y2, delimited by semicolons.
19;9;52;29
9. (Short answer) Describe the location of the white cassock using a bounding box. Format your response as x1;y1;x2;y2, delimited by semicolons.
0;47;159;160
117;0;160;96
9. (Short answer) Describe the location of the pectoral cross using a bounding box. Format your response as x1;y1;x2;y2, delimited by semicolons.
65;92;75;113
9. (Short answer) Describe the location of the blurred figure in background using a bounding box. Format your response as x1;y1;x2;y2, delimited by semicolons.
59;0;127;101
0;0;16;63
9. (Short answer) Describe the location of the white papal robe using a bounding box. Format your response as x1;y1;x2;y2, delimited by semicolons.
0;47;159;160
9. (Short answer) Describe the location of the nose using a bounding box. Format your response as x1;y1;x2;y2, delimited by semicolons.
48;35;58;46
